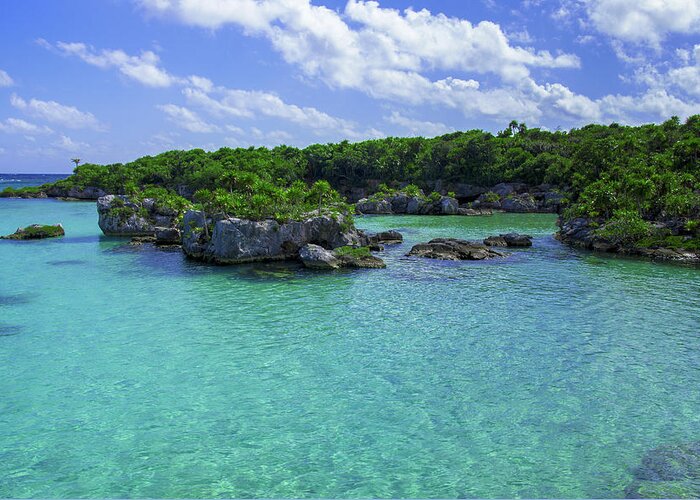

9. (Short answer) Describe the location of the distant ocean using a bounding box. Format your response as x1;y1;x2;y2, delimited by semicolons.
0;173;69;192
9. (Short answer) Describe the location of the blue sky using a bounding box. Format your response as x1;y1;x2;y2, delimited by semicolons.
1;0;699;173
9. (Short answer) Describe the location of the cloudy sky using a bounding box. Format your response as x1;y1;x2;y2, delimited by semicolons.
1;0;699;173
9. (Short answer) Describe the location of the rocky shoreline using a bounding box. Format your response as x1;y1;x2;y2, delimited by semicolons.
557;217;700;263
354;182;565;215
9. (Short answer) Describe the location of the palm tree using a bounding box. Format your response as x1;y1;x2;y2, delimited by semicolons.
71;158;81;169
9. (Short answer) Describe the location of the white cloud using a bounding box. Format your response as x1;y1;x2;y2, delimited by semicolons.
0;70;13;87
667;45;700;96
157;104;220;132
52;41;176;87
182;84;375;139
139;0;580;89
53;134;88;152
386;112;454;137
584;0;700;45
10;94;101;129
0;117;53;135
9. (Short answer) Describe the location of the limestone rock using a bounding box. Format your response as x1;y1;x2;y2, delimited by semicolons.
182;211;362;264
299;244;340;269
407;238;507;260
155;227;181;246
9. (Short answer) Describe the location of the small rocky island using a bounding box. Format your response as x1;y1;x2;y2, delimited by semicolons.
406;233;532;261
1;224;65;240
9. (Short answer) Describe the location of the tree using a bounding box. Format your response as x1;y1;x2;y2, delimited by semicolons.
71;158;81;169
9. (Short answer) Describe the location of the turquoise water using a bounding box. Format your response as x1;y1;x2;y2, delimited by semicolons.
1;197;699;498
0;173;67;192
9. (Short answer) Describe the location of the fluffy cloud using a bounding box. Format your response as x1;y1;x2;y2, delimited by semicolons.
157;104;220;132
0;70;13;87
385;112;454;137
182;83;383;139
10;94;101;130
0;117;53;135
583;0;700;45
140;0;580;88
51;41;176;87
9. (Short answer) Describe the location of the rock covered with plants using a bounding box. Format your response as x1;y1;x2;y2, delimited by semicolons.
180;178;364;264
5;115;698;262
355;184;460;215
97;187;190;237
299;244;386;269
1;224;65;240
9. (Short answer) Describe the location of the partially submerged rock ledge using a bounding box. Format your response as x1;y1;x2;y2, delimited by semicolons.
557;218;700;263
407;238;508;261
1;224;65;240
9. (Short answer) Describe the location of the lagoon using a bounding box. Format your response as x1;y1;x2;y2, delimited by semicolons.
0;196;699;498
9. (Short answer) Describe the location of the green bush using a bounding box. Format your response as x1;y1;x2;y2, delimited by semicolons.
596;210;651;245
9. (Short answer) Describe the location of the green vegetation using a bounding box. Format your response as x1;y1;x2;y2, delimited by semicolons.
334;246;371;258
4;115;699;231
1;224;65;240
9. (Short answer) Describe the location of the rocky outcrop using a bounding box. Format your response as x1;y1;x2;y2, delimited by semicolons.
624;441;700;498
470;183;566;213
182;211;362;264
457;208;493;216
1;224;64;240
356;193;460;215
47;185;107;200
97;195;179;237
557;217;700;263
484;233;533;247
299;244;340;269
334;246;386;268
155;227;181;246
367;230;403;245
407;238;507;260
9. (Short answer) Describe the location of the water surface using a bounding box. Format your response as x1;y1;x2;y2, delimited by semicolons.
0;198;699;498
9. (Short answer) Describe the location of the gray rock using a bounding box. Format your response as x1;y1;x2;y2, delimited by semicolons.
182;211;361;264
374;230;403;244
155;227;181;245
502;233;533;247
407;238;507;260
483;235;508;247
299;244;340;269
458;208;493;216
97;195;180;237
439;197;459;214
501;194;538;212
492;182;528;197
355;198;393;214
97;195;155;236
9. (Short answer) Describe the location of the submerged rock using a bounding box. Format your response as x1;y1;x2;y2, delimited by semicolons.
182;211;362;265
484;233;533;247
1;224;64;240
407;238;507;260
625;441;700;498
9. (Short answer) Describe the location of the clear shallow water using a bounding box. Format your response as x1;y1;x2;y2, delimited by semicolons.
0;198;699;498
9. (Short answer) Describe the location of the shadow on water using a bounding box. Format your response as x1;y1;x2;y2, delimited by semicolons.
0;293;34;306
46;259;87;266
0;324;23;337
